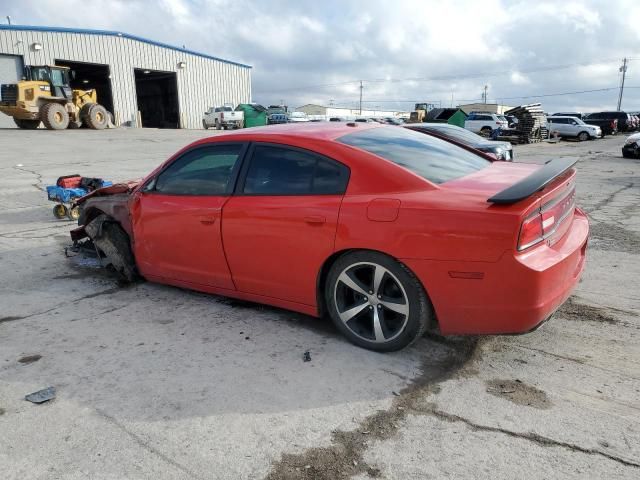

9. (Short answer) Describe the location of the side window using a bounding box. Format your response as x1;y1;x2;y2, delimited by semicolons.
154;144;243;195
243;145;349;195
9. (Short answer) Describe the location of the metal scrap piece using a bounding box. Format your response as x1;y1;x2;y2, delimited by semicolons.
25;386;56;404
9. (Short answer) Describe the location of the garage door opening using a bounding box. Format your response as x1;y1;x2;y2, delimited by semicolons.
55;60;113;115
134;68;179;128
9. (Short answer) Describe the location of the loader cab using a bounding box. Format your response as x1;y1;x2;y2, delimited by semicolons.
24;65;74;99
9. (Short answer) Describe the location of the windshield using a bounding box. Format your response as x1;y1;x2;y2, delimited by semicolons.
339;127;490;184
418;124;483;146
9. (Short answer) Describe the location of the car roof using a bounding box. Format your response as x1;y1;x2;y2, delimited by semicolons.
209;121;382;141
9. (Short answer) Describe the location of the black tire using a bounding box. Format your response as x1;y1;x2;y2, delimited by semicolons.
80;103;95;122
325;250;432;352
14;118;41;129
68;206;81;221
85;104;109;130
41;103;69;130
53;204;68;219
577;131;590;142
480;126;492;137
203;119;208;130
99;222;137;283
622;151;633;158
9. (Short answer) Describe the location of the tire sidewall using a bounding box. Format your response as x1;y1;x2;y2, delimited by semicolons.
325;250;430;352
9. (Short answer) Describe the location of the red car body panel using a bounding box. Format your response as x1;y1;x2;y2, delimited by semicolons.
74;123;589;335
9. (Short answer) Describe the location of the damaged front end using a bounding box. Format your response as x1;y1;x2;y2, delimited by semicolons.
70;181;140;282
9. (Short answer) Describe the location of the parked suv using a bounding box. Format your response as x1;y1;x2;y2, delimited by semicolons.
584;111;633;134
464;112;509;136
546;116;601;141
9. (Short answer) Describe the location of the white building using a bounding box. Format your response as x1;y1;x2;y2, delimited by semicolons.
457;103;514;115
295;104;408;120
0;25;252;129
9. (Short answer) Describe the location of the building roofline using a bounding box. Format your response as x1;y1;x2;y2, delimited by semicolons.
0;24;252;69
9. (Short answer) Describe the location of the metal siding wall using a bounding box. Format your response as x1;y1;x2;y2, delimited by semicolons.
0;29;251;129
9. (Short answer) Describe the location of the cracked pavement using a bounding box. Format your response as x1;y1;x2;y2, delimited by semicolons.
0;128;638;479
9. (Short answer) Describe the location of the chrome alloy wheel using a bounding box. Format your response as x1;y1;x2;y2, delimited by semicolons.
334;262;410;343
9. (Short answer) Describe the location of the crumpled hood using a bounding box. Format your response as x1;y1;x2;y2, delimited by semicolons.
74;180;141;205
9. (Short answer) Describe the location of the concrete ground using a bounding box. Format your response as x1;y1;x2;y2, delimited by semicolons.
0;126;638;480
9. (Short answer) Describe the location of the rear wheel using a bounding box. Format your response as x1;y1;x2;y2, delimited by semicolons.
41;103;70;130
577;131;590;142
325;251;431;351
68;206;81;221
14;118;41;129
203;119;209;130
85;104;109;130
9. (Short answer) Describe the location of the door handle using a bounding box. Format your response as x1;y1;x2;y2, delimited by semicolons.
199;216;217;225
304;215;326;225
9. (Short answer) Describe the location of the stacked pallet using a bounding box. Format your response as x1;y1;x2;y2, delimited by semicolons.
505;103;549;144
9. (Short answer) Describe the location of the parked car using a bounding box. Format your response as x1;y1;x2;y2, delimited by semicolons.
267;105;288;125
354;118;375;123
329;117;343;122
203;104;244;130
72;123;588;352
546;116;601;141
552;112;584;120
583;111;634;134
288;111;310;122
464;112;509;136
622;132;640;158
405;123;514;161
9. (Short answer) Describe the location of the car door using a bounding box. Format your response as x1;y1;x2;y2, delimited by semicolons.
131;143;247;289
222;143;349;306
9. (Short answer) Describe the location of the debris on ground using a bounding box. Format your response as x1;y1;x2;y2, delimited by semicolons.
18;355;42;364
25;386;56;404
303;351;311;362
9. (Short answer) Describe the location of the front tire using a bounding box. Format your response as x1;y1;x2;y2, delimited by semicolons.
577;131;590;142
85;104;109;130
325;251;431;351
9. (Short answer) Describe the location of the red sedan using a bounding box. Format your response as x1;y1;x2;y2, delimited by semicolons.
72;123;588;351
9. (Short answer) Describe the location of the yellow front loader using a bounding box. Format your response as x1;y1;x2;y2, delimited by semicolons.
0;65;110;130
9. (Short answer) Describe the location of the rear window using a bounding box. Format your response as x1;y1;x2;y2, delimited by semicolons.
339;127;490;184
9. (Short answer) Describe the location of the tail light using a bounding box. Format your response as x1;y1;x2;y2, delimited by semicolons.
517;188;576;251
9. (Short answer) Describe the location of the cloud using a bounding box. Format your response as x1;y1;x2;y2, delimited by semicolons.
5;0;640;112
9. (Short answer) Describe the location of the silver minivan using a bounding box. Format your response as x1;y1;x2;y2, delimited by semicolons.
547;116;601;141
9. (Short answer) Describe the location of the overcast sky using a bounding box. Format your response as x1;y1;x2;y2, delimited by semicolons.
5;0;640;112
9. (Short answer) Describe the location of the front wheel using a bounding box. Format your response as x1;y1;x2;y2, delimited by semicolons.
325;251;432;351
203;119;208;130
577;131;590;142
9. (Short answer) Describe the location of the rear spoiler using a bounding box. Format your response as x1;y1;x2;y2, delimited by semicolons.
487;158;577;205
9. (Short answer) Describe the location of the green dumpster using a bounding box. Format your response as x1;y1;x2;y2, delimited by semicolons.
235;103;267;128
447;109;467;128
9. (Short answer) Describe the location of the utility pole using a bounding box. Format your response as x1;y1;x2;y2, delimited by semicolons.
617;58;628;111
6;16;11;25
482;85;488;104
359;80;363;115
